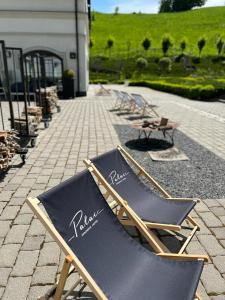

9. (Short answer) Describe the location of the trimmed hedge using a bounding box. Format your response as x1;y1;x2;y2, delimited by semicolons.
128;80;224;100
89;79;109;84
90;79;125;85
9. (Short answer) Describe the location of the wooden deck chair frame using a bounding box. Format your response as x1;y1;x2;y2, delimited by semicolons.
99;84;111;96
131;93;160;118
113;90;134;111
27;188;207;300
84;145;201;255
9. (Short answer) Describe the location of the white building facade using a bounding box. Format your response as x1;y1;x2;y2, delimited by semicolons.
0;0;90;95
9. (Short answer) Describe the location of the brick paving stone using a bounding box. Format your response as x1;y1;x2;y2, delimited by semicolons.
8;197;25;206
2;276;31;300
22;236;44;251
197;282;210;300
195;201;210;213
212;256;225;274
220;240;225;248
13;187;30;198
20;203;32;214
0;202;6;214
9;176;25;185
219;216;225;225
198;235;225;256
31;266;57;285
4;225;29;244
0;221;11;238
45;232;55;243
211;227;225;240
20;178;36;188
201;264;225;295
0;268;11;287
27;219;46;236
199;212;223;228
14;213;33;225
217;199;225;208
186;240;209;257
0;191;13;202
194;218;211;235
0;244;21;267
12;250;39;276
38;242;60;266
0;206;20;220
203;199;221;208
27;285;52;300
210;207;225;217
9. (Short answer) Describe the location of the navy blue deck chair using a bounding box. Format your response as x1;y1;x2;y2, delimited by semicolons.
84;146;201;254
27;170;207;300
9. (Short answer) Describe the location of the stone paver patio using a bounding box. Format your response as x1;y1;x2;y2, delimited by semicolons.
0;85;225;299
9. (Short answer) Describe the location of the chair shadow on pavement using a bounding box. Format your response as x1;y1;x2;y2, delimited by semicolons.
126;115;151;121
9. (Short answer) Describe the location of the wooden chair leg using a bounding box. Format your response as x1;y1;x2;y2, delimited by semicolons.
54;255;73;300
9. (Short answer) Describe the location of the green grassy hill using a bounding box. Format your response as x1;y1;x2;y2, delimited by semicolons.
91;7;225;56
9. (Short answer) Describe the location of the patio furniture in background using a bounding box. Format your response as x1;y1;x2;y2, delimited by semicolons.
131;93;160;117
27;170;207;300
113;90;135;111
85;145;200;255
96;84;111;96
132;118;179;145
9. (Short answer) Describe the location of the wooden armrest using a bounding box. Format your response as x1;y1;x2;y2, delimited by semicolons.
157;253;208;262
167;197;200;203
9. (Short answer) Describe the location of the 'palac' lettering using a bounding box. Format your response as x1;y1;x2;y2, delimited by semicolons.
68;208;104;242
108;170;129;185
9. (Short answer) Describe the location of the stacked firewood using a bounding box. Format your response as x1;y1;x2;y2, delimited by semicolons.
0;131;21;170
39;86;59;115
24;106;43;124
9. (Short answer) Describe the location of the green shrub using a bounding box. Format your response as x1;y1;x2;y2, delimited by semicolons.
63;69;75;78
89;79;109;84
136;57;148;70
128;80;217;100
159;57;172;72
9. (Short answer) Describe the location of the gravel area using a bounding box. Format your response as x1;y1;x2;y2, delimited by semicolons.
115;124;225;199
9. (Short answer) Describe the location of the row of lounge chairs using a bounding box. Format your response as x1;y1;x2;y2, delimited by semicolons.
113;89;159;118
27;146;207;300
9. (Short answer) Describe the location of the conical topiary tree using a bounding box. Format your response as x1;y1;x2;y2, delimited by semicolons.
198;36;206;57
162;34;173;56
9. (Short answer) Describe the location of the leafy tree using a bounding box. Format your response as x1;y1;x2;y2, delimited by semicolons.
142;37;151;52
159;0;172;13
114;6;119;15
216;37;224;56
159;0;207;13
197;36;206;57
162;34;173;56
180;38;187;53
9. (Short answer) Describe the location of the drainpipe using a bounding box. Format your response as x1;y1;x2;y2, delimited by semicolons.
75;0;80;96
